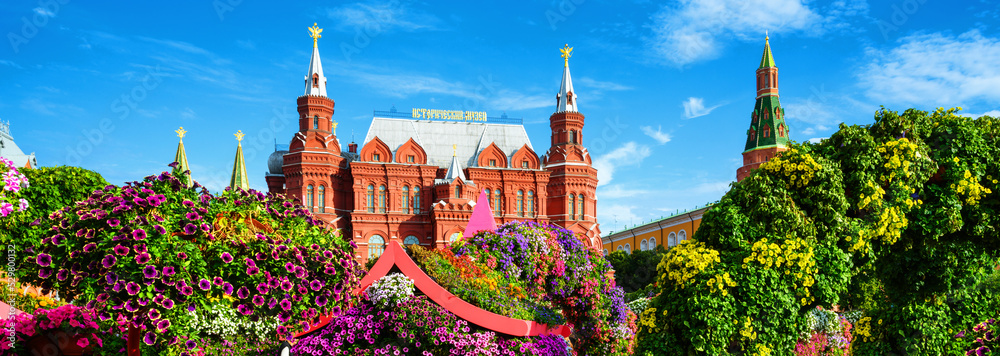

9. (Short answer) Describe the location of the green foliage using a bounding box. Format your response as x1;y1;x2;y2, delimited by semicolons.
640;107;1000;355
0;166;108;259
607;245;665;295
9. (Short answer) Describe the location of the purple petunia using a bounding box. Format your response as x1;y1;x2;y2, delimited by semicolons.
284;262;295;273
102;254;117;268
221;252;233;263
156;318;171;331
186;212;200;220
183;224;197;235
35;253;52;267
113;245;130;256
213;276;224;286
185;340;197;350
223;282;234;295
56;269;69;281
180;285;194;296
281;280;293;291
162;266;176;276
310;280;322;291
252;295;265;307
135;253;151;264
142;265;158;279
38;268;52;279
143;332;156;345
267;297;277;309
161;298;174;309
83;243;97;253
105;272;117;285
237;286;249;299
187;304;196;312
279;298;291;311
108;218;120;227
134;244;147;254
126;282;140;295
247;266;259;275
148;308;161;320
133;229;147;240
197;279;211;291
176;252;188;260
153;225;166;235
315;295;328;307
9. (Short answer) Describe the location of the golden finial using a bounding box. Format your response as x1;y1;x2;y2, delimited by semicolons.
309;23;323;48
765;30;769;41
234;130;245;145
332;120;338;135
175;127;187;141
560;44;573;67
453;144;457;156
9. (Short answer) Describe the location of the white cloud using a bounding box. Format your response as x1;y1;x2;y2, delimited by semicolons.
807;137;827;144
0;60;22;69
592;142;652;186
682;97;721;119
596;204;642;233
487;89;550;111
646;0;866;66
598;185;650;199
33;7;55;17
236;39;256;50
180;108;197;119
577;77;633;91
640;125;672;144
327;2;442;33
861;30;1000;107
961;109;1000;118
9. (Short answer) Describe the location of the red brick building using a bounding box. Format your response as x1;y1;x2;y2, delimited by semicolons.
266;36;600;262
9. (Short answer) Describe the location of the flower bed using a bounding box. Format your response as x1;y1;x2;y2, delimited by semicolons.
2;304;107;355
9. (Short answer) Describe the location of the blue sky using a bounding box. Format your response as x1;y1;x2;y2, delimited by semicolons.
2;0;999;233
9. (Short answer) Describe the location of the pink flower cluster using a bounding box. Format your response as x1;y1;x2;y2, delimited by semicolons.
0;304;105;352
0;155;29;217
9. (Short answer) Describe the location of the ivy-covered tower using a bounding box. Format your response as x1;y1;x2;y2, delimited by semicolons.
737;35;790;182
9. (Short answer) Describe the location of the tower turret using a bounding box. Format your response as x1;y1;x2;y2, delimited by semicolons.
737;35;790;182
229;130;249;190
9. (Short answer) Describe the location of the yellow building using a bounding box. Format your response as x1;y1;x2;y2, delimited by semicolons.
601;205;711;255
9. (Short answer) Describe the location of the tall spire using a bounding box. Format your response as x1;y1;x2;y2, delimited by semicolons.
230;130;249;190
304;23;327;97
444;153;466;182
759;34;776;69
556;44;578;113
174;127;192;187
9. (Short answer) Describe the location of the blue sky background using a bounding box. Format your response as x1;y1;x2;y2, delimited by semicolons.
1;0;999;233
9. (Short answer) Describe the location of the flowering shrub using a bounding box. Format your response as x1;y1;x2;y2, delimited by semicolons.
1;304;105;354
365;273;415;309
291;295;571;356
186;297;282;355
0;156;29;218
794;307;854;356
9;281;66;314
955;317;997;356
20;165;363;354
450;221;637;356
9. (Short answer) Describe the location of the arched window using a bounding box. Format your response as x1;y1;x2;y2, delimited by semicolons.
678;230;687;242
516;190;524;217
306;185;314;213
577;194;585;220
568;194;576;220
569;130;577;144
526;190;534;217
617;245;622;251
454;185;461;199
313;115;319;130
603;249;608;256
378;185;386;213
401;186;410;214
413;187;421;214
318;186;325;212
649;237;656;249
404;235;419;245
484;188;491;209
366;184;374;213
668;232;677;247
449;232;461;244
312;73;319;88
368;235;385;259
625;243;631;254
640;239;648;251
493;189;502;217
764;125;770;138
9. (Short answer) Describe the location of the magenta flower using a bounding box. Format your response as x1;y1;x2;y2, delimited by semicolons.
162;266;176;276
221;252;233;263
142;265;158;279
284;262;295;273
185;340;196;350
213;276;224;286
147;309;161;320
153;225;166;235
132;229;147;240
180;285;194;296
197;279;211;291
279;298;291;311
83;243;97;253
134;243;147;254
161;298;174;309
38;268;52;279
177;252;188;259
186;212;200;220
126;282;140;295
102;254;117;268
105;273;117;285
315;295;329;307
310;280;322;291
108;218;120;227
135;253;151;264
252;295;265;307
183;224;197;235
247;266;260;275
237;286;250;299
113;245;130;256
143;332;157;345
56;269;69;281
35;253;52;267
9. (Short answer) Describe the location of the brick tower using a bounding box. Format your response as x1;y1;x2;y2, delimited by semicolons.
278;23;351;230
737;35;790;182
543;44;601;246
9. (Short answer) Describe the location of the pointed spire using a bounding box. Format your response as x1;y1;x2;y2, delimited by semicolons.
444;153;466;182
557;44;578;113
174;127;192;187
229;130;249;191
304;23;327;97
759;34;776;69
464;189;497;238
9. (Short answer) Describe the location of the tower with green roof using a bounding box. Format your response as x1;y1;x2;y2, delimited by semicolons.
173;127;192;187
737;35;790;182
229;130;249;190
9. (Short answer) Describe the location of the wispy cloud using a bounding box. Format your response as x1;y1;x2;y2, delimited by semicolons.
682;97;721;119
180;108;197;120
577;77;633;91
33;7;55;17
592;142;652;186
0;60;22;69
645;0;868;66
640;125;672;144
599;184;650;199
861;30;1000;107
236;39;256;50
327;2;443;33
961;109;1000;118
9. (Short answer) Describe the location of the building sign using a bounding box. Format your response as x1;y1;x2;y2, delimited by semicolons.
412;108;488;122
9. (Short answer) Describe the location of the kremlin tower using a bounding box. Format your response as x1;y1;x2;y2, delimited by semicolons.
737;35;790;182
543;45;601;246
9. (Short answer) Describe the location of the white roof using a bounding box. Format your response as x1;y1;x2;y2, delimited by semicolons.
362;117;534;169
0;121;36;168
556;63;578;113
303;43;327;97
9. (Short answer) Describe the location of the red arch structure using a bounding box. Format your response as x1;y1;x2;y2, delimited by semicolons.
297;240;571;338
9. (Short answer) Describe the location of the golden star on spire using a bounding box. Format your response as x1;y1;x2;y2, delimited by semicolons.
453;144;457;156
332;120;338;135
234;130;245;144
560;44;573;67
175;127;187;141
309;23;323;48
